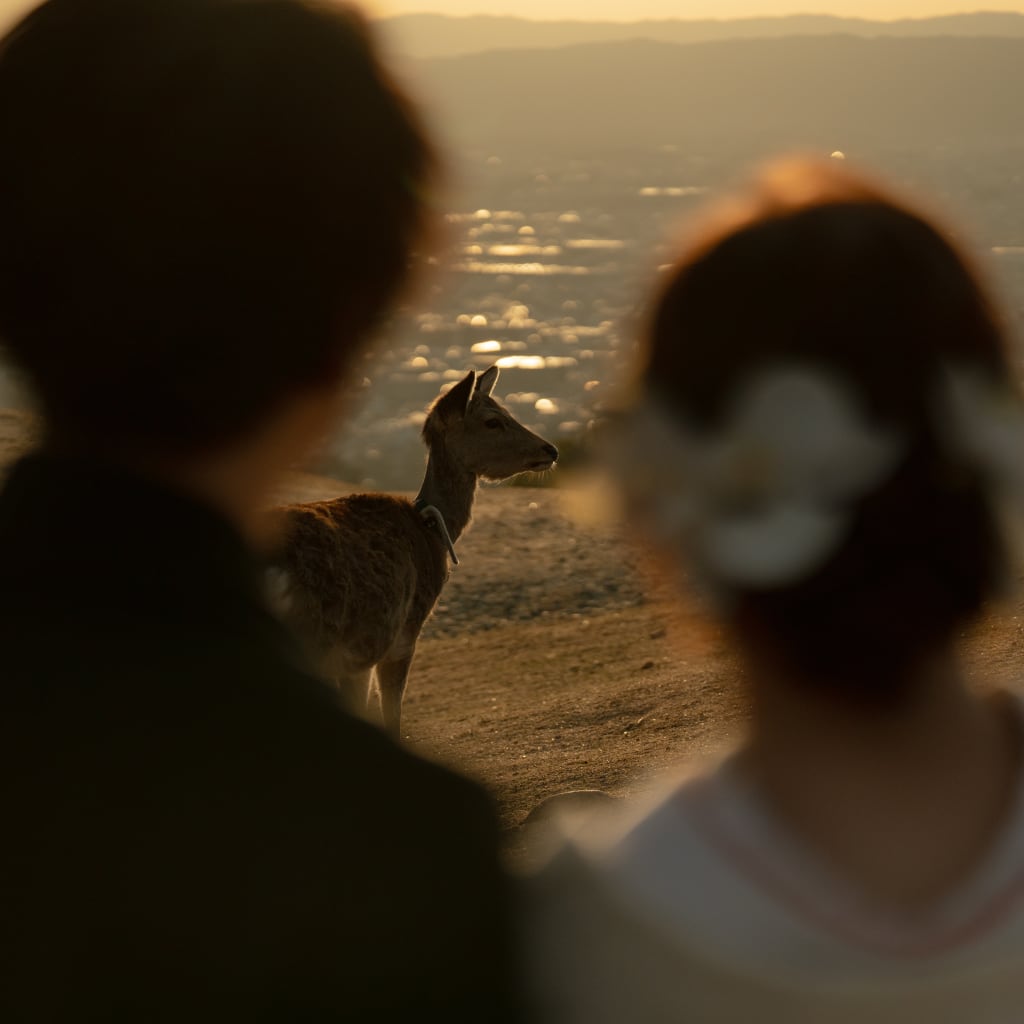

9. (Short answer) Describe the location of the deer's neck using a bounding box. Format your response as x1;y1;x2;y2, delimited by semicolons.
414;445;477;545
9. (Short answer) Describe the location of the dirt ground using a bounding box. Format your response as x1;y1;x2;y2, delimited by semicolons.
282;472;1024;865
5;412;1024;866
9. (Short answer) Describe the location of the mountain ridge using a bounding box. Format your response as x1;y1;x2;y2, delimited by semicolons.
410;34;1024;152
379;11;1024;59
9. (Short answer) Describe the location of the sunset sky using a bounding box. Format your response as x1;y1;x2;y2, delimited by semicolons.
368;1;1024;18
2;0;1024;25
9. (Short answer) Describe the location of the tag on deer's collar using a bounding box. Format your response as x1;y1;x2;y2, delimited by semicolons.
415;501;460;566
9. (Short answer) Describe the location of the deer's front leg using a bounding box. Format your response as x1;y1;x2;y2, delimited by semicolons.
375;651;415;741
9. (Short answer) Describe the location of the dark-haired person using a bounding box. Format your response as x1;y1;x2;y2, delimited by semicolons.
527;159;1024;1021
0;1;519;1020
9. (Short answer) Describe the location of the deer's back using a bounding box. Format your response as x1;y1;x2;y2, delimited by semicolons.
272;494;448;664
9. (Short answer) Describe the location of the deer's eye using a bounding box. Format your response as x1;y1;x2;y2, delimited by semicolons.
485;418;503;430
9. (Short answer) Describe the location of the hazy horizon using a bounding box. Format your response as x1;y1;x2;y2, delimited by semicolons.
369;2;1024;20
3;1;1024;29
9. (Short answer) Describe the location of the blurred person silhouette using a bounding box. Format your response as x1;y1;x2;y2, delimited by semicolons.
0;1;520;1020
527;158;1024;1022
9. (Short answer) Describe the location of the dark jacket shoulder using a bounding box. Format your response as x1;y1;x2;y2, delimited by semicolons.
0;454;520;1022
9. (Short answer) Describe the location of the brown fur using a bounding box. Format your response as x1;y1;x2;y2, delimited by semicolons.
272;366;556;738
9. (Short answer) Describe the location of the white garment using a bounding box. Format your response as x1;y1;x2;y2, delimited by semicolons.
525;700;1024;1023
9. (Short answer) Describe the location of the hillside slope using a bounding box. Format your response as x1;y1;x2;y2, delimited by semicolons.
414;35;1024;153
382;12;1024;59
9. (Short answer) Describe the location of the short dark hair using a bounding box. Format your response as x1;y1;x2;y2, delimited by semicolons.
0;0;435;454
640;160;1008;703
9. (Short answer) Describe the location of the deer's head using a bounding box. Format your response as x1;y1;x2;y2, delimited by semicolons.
422;366;558;480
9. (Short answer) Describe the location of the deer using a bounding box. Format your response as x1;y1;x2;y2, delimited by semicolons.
270;365;558;739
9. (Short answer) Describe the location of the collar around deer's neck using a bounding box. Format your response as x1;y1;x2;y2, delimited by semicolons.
414;498;460;567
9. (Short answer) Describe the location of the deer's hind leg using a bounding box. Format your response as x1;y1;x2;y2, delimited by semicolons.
336;667;374;719
375;649;416;742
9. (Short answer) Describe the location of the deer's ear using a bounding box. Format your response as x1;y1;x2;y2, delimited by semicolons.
476;364;500;398
437;370;476;420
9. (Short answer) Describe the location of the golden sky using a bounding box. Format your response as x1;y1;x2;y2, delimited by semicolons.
369;1;1024;18
2;0;1024;29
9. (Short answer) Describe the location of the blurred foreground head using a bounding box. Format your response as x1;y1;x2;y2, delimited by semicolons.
621;158;1011;703
0;0;434;455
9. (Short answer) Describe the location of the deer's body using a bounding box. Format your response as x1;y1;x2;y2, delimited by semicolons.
274;493;448;731
272;366;556;738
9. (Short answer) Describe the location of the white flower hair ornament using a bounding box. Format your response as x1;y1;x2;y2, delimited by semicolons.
940;368;1024;500
937;367;1024;568
606;368;905;591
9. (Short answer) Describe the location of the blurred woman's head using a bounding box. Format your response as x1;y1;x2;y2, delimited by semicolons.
622;158;1011;704
0;0;436;457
